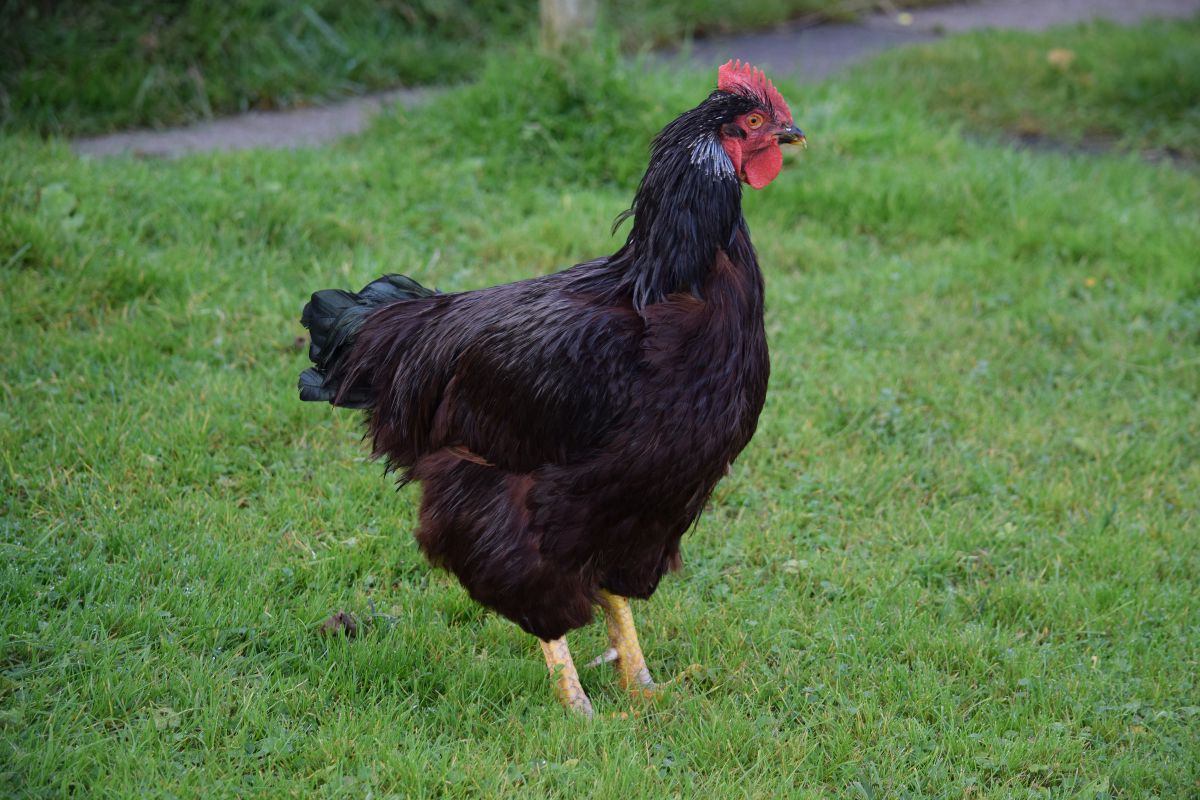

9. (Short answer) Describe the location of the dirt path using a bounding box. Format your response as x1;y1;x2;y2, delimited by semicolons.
73;0;1200;158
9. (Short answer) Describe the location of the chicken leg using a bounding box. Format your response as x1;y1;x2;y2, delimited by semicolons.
598;590;657;697
540;637;594;717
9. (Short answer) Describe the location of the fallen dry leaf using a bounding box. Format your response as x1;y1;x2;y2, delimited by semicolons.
1047;48;1076;70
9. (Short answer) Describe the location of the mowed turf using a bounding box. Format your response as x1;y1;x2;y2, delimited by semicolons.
0;0;949;136
868;17;1200;159
2;22;1198;800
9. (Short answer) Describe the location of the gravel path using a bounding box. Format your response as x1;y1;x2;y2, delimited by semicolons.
73;0;1200;158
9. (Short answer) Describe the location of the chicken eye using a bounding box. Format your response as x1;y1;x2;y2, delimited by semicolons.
746;113;764;130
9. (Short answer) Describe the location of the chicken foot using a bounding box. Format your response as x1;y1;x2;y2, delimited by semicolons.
597;590;657;697
539;637;594;717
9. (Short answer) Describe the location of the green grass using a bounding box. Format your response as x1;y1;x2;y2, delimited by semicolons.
1;0;946;136
3;24;1199;800
867;17;1200;158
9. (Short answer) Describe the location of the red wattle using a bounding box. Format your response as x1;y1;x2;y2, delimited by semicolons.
744;142;783;189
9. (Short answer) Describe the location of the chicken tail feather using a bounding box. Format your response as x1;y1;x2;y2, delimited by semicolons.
298;273;436;409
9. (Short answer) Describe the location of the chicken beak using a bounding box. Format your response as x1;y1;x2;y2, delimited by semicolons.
776;125;807;148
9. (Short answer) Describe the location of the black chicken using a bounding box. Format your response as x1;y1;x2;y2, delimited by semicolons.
299;61;804;715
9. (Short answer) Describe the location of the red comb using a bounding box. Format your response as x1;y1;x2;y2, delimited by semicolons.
717;60;792;124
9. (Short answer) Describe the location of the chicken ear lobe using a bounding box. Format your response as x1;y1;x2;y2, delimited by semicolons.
720;137;743;179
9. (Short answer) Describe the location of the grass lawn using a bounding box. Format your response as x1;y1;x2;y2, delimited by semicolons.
872;17;1200;159
1;0;947;136
2;21;1199;800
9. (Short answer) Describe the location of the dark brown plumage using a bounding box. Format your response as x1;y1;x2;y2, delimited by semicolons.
298;61;803;712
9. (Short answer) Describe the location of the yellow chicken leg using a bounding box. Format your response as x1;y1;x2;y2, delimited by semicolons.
540;637;594;717
598;590;657;697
